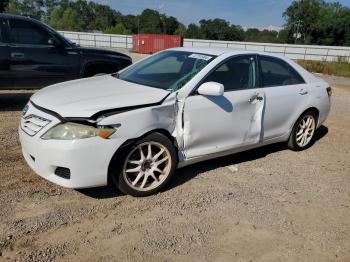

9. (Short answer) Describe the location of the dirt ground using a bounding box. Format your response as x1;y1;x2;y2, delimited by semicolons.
0;53;349;261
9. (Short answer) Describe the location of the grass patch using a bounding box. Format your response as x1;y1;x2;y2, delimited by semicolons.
297;59;350;78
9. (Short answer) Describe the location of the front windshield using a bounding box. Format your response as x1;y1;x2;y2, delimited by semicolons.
118;51;216;92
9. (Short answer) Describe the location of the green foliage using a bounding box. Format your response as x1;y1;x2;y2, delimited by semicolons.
138;9;162;34
245;29;279;43
186;23;201;39
175;23;186;37
283;0;350;46
104;23;131;35
198;19;244;41
46;0;121;32
0;0;9;13
161;15;179;34
5;0;46;19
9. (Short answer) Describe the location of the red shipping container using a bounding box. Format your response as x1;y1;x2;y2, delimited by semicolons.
133;34;183;54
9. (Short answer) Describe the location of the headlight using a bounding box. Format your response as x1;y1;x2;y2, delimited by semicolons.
41;122;116;140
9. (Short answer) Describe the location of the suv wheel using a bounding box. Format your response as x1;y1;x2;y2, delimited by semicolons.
288;111;317;151
113;133;177;197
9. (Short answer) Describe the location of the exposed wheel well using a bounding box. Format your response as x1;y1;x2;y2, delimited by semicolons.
82;62;120;77
302;107;319;123
288;107;320;140
107;129;178;185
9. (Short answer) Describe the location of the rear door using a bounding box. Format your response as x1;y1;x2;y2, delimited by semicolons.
8;18;80;89
0;17;12;89
183;55;264;159
258;55;309;140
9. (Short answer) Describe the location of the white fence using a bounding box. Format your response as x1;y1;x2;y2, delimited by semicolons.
59;31;350;62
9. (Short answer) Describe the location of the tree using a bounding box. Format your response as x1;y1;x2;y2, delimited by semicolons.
175;23;186;37
104;23;131;35
283;0;350;46
0;0;9;13
4;0;59;19
122;15;138;34
5;0;45;19
186;23;201;39
244;29;279;43
161;15;179;34
198;19;244;41
139;9;162;34
48;6;82;31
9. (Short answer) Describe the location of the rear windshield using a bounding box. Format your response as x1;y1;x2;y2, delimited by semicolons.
117;51;216;91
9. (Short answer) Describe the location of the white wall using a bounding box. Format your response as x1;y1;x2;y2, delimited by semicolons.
59;31;350;62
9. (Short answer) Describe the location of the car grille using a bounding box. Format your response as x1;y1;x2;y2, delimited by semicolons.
21;114;51;136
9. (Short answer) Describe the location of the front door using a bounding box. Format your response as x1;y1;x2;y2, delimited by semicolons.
7;18;80;89
183;55;264;159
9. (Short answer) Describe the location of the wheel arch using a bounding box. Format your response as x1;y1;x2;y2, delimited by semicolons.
300;106;320;124
107;128;178;185
288;106;320;139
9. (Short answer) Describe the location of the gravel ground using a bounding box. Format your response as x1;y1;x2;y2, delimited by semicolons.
0;51;349;261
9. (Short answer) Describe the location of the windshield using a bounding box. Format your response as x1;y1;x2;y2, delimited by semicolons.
117;51;216;91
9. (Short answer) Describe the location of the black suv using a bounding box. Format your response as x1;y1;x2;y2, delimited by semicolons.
0;14;132;89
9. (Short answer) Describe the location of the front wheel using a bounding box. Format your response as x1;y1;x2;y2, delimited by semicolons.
112;133;177;197
288;111;317;151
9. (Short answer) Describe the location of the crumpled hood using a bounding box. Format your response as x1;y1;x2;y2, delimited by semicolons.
31;75;170;118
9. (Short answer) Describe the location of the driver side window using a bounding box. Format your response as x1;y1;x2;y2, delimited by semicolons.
9;19;51;45
204;55;257;92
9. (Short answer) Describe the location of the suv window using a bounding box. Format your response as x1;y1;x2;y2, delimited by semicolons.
0;20;3;42
204;55;257;92
9;19;51;45
259;56;305;87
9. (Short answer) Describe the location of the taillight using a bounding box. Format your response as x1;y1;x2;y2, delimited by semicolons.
326;87;332;97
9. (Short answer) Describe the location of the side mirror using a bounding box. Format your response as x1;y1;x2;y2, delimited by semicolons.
197;82;224;96
48;38;60;47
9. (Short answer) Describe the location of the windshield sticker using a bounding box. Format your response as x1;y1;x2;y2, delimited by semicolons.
188;54;212;61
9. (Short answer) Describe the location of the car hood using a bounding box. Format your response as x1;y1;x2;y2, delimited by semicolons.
30;75;170;118
79;47;131;60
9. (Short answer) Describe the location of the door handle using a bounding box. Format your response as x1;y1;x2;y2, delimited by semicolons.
299;89;308;95
11;52;24;59
249;94;264;103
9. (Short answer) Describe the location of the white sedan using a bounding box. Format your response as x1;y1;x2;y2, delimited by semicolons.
19;48;331;196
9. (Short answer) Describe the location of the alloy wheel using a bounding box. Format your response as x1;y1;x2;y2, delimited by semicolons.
122;142;171;192
296;114;316;147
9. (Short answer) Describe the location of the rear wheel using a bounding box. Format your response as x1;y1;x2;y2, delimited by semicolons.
288;111;317;151
112;133;177;197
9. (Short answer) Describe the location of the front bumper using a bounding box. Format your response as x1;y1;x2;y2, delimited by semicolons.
19;103;125;189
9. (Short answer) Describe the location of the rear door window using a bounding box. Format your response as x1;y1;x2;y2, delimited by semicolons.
9;19;51;45
259;56;305;87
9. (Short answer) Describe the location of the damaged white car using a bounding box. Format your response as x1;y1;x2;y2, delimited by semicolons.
19;48;331;196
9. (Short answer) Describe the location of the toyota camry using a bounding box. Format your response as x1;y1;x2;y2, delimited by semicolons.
19;47;331;196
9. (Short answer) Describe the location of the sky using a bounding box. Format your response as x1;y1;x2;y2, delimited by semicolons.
93;0;350;29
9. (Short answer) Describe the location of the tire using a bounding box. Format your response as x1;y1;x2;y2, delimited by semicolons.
288;111;317;151
111;133;177;197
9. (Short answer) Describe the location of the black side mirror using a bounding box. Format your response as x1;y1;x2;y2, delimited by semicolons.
48;38;60;47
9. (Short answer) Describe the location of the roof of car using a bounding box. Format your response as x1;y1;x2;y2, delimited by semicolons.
0;13;35;20
169;47;286;59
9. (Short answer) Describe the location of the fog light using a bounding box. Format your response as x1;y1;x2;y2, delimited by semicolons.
54;167;71;179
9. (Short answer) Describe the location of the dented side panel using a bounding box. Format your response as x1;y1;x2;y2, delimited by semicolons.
182;89;264;159
97;94;178;141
